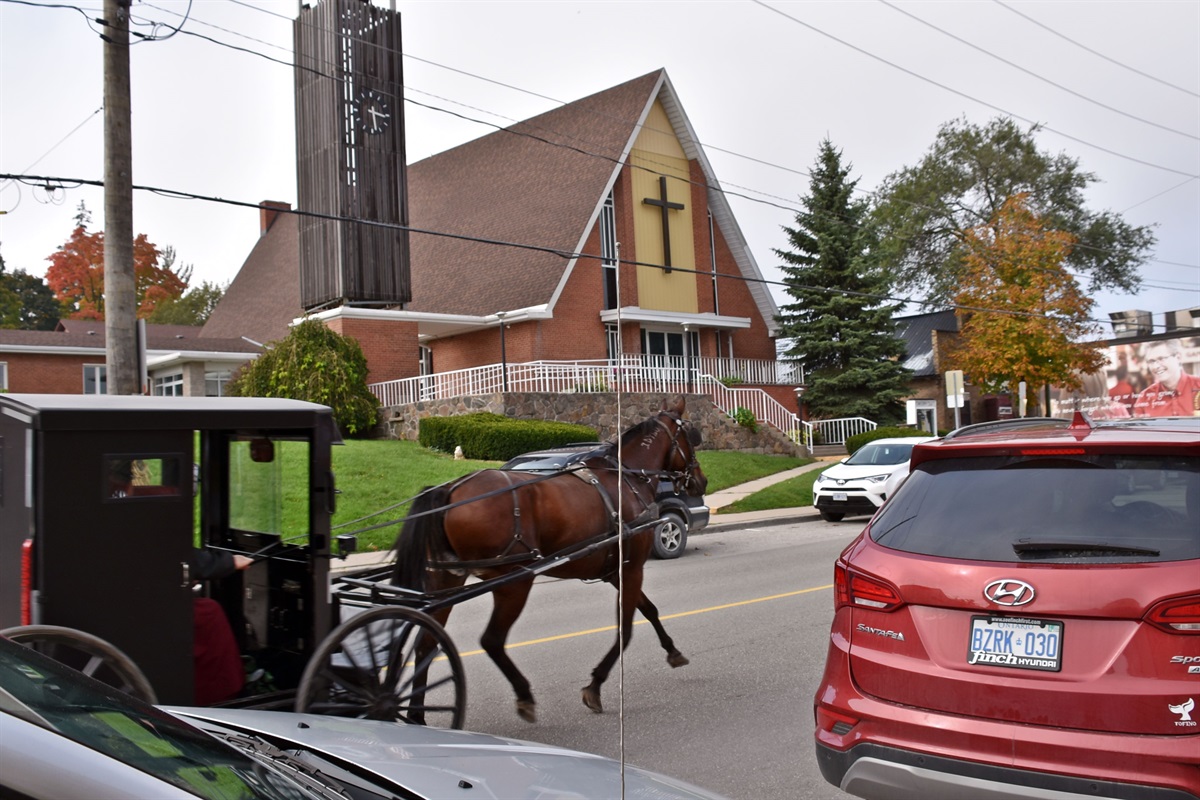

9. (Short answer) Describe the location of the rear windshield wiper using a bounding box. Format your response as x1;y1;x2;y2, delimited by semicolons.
1012;540;1160;557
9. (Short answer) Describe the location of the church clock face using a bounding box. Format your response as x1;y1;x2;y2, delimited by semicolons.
353;88;391;135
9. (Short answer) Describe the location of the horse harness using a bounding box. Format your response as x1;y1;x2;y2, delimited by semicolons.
426;415;698;576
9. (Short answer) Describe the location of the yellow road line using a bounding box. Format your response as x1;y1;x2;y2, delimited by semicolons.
456;584;832;658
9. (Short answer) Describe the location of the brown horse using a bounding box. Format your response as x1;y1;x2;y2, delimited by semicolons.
392;396;707;723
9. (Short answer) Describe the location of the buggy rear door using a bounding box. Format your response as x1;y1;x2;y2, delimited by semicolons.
36;428;195;704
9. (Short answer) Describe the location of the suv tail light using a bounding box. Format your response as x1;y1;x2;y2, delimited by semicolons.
1146;595;1200;634
834;561;904;612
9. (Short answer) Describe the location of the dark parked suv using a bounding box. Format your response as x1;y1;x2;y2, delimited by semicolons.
814;415;1200;800
500;444;708;559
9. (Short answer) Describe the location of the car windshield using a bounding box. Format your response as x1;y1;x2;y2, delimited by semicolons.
0;638;315;800
871;454;1200;563
844;442;917;467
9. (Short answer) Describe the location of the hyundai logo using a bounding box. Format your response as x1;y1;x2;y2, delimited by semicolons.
983;579;1036;606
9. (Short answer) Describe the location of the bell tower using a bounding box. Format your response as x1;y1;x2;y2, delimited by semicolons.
294;0;411;310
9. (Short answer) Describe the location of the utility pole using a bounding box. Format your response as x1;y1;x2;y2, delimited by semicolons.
103;0;138;394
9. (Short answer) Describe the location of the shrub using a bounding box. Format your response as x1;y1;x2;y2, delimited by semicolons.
845;426;930;455
417;414;596;461
718;376;745;388
226;319;380;437
732;406;758;433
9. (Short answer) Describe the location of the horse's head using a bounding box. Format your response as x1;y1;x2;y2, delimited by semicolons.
652;398;708;498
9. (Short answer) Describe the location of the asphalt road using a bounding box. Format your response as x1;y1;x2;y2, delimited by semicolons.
434;518;863;800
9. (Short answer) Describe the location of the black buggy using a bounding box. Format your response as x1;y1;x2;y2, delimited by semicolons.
0;394;349;708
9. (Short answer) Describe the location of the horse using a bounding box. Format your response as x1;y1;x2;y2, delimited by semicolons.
392;395;708;723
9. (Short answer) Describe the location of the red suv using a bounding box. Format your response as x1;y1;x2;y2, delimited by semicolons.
814;415;1200;800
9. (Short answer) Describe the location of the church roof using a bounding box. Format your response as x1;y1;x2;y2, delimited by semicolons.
205;69;777;340
201;210;301;344
405;70;660;316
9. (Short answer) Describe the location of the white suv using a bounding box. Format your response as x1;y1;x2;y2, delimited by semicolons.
813;436;937;521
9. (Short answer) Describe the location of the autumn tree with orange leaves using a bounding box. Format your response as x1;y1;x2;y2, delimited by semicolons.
948;194;1105;396
45;206;188;320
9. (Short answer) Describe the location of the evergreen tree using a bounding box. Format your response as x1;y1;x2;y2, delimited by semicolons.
775;140;911;424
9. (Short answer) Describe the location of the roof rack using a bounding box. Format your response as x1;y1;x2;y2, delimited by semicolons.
940;416;1071;441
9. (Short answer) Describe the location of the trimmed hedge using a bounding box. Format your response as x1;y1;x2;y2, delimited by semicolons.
417;413;597;461
846;426;932;455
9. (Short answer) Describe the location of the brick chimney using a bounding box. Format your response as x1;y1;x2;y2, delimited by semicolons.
259;201;291;236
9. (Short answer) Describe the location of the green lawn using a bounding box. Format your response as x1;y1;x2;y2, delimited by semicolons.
716;466;828;514
328;441;810;551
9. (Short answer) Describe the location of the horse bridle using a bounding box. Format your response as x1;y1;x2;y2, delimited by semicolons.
652;412;703;496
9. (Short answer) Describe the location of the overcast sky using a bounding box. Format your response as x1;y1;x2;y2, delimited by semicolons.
1;0;1197;336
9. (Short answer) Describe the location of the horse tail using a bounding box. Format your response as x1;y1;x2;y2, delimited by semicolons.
392;485;453;590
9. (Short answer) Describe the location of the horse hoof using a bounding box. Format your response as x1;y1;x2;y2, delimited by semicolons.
667;651;689;668
581;686;603;714
516;700;537;723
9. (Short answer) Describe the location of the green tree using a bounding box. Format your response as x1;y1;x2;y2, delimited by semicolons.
871;117;1155;305
949;194;1105;394
0;249;62;330
775;140;912;424
145;280;226;326
227;319;380;437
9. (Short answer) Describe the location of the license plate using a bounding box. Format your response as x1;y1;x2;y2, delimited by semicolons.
968;616;1063;672
832;492;847;502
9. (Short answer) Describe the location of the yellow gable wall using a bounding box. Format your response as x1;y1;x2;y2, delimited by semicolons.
630;100;697;313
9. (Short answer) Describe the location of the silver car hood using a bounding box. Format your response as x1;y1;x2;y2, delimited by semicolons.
166;707;727;800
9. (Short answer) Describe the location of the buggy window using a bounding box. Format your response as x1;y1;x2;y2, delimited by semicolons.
103;456;186;500
870;454;1200;563
228;437;309;538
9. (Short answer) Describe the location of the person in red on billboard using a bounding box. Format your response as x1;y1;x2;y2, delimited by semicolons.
1132;339;1200;417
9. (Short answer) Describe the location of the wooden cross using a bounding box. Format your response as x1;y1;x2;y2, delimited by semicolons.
642;175;684;272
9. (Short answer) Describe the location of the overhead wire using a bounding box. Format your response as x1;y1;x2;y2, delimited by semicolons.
5;1;1194;315
213;0;1200;274
991;0;1200;100
6;170;1185;333
876;0;1198;141
747;0;1198;179
60;0;1194;279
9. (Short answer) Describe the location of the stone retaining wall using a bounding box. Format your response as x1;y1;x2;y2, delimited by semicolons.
379;392;803;456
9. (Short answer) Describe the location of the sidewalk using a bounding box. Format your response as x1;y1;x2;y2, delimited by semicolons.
332;459;839;573
703;459;833;531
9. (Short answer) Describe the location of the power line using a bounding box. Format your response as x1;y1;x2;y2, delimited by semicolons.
7;0;1195;283
877;0;1198;141
991;0;1200;99
176;1;1200;275
748;0;1199;179
4;170;1188;333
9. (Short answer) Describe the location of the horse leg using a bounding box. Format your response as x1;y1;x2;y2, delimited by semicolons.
480;578;539;723
635;590;689;668
581;567;644;714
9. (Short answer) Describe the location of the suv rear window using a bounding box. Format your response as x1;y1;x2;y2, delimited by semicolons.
870;454;1200;563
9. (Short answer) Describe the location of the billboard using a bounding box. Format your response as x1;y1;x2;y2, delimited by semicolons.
1051;335;1200;419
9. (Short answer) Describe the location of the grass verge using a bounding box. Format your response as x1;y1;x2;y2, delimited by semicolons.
716;464;829;514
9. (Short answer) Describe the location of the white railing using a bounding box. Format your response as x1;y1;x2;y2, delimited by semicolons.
810;417;877;448
368;358;873;452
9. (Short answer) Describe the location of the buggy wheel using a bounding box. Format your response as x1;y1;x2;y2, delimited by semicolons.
296;607;466;729
1;624;157;704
